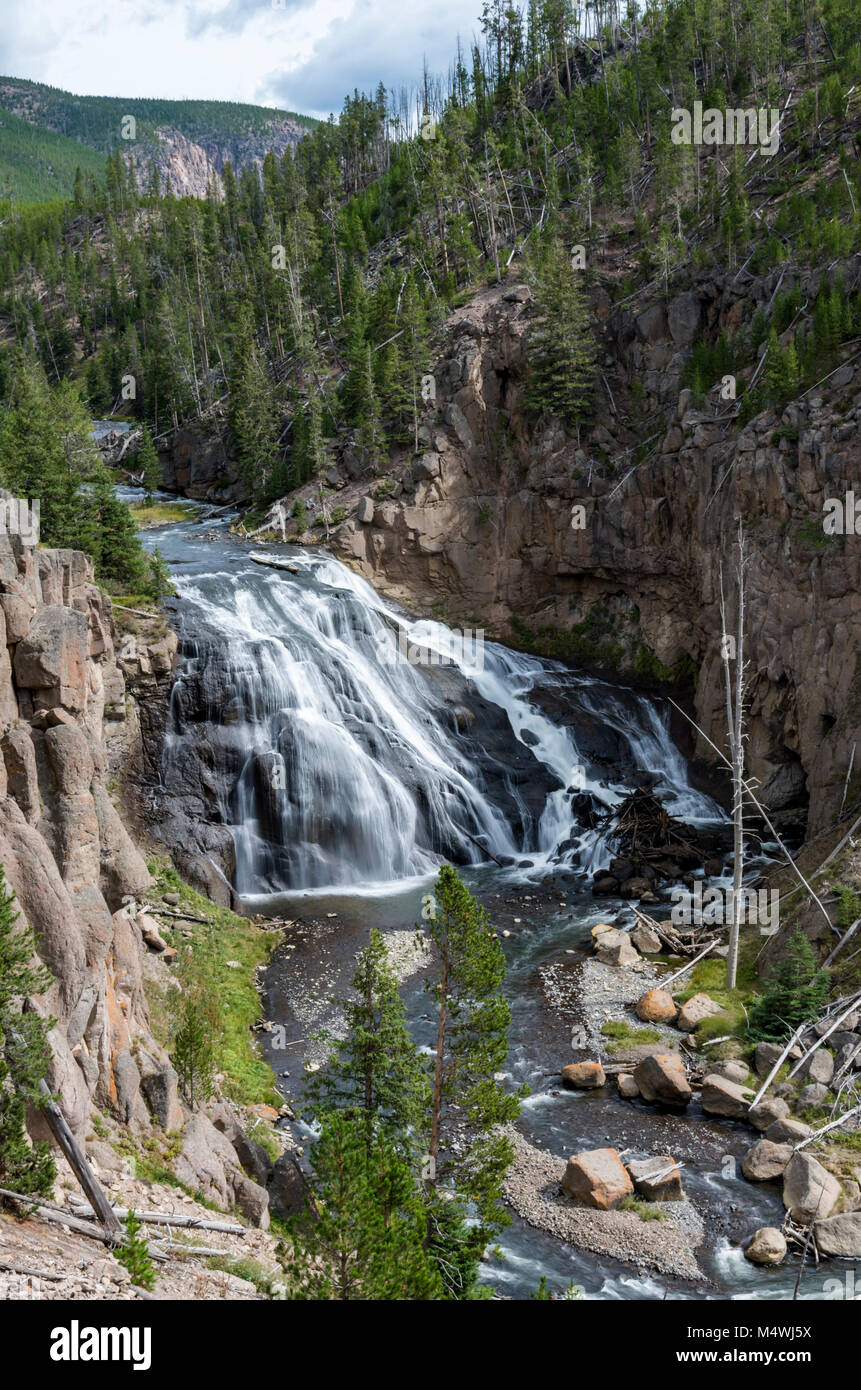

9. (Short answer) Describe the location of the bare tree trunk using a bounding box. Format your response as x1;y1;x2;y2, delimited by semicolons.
719;522;746;990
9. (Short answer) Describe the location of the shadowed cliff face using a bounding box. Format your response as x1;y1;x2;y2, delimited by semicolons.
329;271;861;839
0;515;177;1141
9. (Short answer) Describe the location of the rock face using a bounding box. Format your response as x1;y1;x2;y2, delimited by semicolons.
632;1052;692;1109
173;1114;269;1228
782;1152;841;1223
561;1147;634;1210
745;1227;787;1265
0;520;169;1144
330;270;861;841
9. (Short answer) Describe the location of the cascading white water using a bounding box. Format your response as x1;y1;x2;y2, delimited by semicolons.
163;546;721;896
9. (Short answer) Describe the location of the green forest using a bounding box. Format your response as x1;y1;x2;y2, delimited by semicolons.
1;0;860;543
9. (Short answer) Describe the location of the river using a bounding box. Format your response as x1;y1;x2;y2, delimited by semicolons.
128;492;854;1302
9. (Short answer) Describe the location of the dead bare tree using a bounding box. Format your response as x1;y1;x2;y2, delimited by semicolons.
719;520;748;989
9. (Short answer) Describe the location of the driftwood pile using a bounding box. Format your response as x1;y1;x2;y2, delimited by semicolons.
591;787;729;899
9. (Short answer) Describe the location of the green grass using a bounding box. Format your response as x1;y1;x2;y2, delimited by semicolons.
620;1195;666;1222
601;1020;662;1044
130;500;195;527
145;859;281;1108
674;947;760;1043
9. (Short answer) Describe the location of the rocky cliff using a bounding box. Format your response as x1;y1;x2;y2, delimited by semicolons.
0;510;280;1226
0;514;170;1140
326;266;861;841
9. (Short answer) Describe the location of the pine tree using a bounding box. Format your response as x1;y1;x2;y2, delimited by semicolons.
424;865;520;1240
0;863;56;1196
523;235;596;429
137;427;161;502
354;344;386;473
747;931;830;1041
285;1114;443;1300
90;472;150;593
115;1210;156;1290
172;998;214;1108
227;307;279;504
305;929;428;1155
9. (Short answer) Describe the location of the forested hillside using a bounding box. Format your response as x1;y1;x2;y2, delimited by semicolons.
0;0;858;509
0;77;317;200
0;107;106;203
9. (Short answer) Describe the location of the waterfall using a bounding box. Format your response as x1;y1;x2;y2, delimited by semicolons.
162;546;721;897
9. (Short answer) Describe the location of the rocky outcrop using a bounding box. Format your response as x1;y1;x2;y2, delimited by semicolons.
0;516;171;1144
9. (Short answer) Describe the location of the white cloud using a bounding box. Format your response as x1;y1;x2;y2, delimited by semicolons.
0;0;477;116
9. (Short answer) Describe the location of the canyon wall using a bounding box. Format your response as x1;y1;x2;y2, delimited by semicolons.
0;511;172;1141
331;267;861;838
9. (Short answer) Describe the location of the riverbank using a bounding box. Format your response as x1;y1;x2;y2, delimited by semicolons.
502;1128;705;1282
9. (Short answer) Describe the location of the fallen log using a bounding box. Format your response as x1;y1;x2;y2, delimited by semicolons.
67;1201;245;1236
0;1194;143;1252
8;1029;120;1234
249;552;299;574
0;1260;65;1282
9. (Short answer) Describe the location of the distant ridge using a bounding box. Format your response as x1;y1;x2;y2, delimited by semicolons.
0;76;318;201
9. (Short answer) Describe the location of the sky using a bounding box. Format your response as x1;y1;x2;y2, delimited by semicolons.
0;0;478;119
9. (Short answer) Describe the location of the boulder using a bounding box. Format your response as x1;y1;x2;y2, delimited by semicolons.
744;1227;787;1265
561;1061;606;1090
782;1152;841;1223
754;1041;784;1077
813;1212;861;1258
677;993;724;1033
701;1074;753;1119
709;1060;750;1085
635;989;677;1024
590;922;615;939
617;1074;639;1099
742;1139;794;1182
625;1155;684;1201
561;1147;634;1210
631;923;662;954
633;1052;692;1109
267;1150;307;1221
748;1096;790;1132
139;1064;184;1132
797;1050;835;1086
357;497;375;524
594;929;640;966
797;1082;830;1110
231;1173;270;1230
765;1117;813;1144
136;913;168;952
